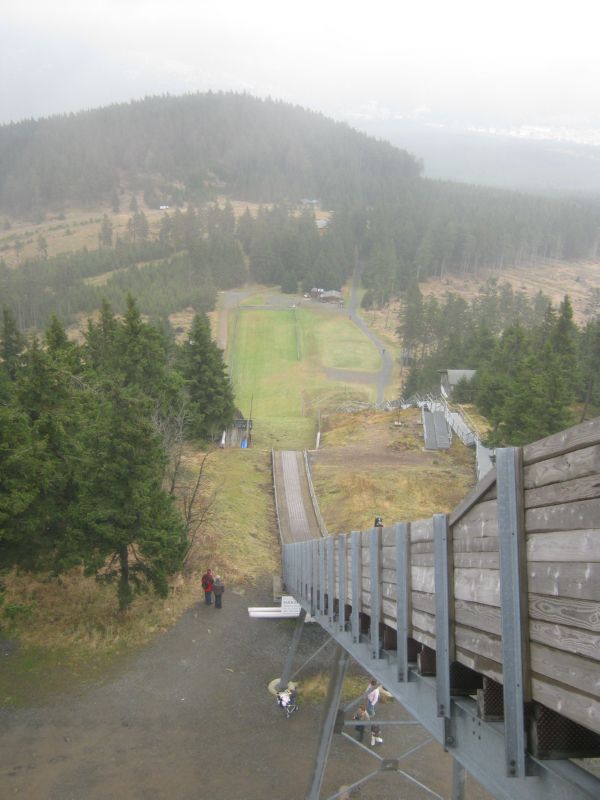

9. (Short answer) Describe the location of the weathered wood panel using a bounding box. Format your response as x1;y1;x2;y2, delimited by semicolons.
527;530;600;562
531;644;600;698
410;552;501;569
525;474;600;509
526;498;600;533
455;625;501;663
529;619;600;661
453;536;498;553
527;562;600;601
452;499;498;539
454;569;500;606
456;648;503;684
412;609;436;636
454;599;501;635
409;541;435;555
532;676;600;733
412;628;436;651
409;518;434;543
411;590;435;615
523;416;600;466
528;593;600;631
449;466;497;527
524;443;600;489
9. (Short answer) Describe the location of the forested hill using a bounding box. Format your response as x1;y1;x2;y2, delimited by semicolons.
0;92;421;216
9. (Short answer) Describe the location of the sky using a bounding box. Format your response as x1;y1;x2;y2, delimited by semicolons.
2;0;600;139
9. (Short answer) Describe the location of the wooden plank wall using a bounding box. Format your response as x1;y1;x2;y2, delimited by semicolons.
322;417;600;736
521;419;600;736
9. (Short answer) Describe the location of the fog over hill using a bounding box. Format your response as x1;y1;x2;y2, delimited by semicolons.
353;118;600;196
0;93;421;216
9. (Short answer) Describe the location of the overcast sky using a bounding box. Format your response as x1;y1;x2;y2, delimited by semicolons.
2;0;600;134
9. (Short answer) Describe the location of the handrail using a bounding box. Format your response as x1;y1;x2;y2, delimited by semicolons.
303;450;328;538
271;448;283;543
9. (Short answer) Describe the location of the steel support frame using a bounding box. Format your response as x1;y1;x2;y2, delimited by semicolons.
369;526;381;660
327;536;335;626
283;540;600;800
306;644;350;800
337;535;347;634
496;447;531;778
395;522;411;682
279;607;307;690
350;531;360;643
433;512;454;747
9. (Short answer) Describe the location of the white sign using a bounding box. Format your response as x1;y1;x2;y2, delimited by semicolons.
281;595;302;615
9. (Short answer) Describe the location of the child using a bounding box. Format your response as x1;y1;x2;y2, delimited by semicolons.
370;724;383;746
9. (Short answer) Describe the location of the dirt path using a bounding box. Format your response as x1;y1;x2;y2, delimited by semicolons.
0;580;490;800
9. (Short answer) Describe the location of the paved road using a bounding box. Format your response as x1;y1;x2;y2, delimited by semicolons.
348;269;394;405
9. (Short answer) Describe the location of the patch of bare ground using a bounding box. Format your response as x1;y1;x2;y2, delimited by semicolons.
310;408;476;534
420;260;600;323
361;260;600;344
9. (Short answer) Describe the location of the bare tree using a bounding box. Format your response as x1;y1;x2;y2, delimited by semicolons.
179;451;218;569
152;402;218;570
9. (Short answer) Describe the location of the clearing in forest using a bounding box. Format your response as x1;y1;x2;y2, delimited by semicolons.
228;305;383;449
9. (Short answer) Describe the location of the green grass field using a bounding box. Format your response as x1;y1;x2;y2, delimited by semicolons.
229;306;381;449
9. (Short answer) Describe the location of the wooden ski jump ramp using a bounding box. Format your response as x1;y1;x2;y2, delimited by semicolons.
272;418;600;800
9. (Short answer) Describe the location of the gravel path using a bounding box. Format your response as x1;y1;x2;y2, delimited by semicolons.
0;583;340;800
0;580;488;800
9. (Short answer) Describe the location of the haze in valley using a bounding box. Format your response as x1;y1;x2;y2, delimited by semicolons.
2;0;600;193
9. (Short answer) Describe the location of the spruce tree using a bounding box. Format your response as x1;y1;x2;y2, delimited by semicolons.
1;306;26;379
76;385;185;609
0;374;47;568
177;313;235;440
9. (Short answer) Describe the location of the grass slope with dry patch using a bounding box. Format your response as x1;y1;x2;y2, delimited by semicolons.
311;408;476;533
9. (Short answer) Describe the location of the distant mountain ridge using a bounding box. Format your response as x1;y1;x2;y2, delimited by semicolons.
0;92;422;216
353;119;600;196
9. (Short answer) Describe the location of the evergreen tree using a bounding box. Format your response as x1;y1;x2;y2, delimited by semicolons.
0;397;48;568
11;338;83;568
76;385;185;609
37;234;48;260
551;296;579;395
579;317;600;419
99;214;113;248
1;306;26;379
177;313;235;440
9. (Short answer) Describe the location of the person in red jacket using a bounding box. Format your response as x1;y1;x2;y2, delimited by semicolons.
201;569;214;605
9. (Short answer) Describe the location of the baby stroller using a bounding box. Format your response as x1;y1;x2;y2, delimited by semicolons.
277;687;299;718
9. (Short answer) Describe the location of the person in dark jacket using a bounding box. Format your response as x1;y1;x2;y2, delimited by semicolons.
353;705;370;743
213;575;225;609
201;569;214;605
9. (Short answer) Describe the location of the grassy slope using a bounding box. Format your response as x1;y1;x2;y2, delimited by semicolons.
312;409;475;534
0;276;476;706
0;447;279;705
229;306;381;449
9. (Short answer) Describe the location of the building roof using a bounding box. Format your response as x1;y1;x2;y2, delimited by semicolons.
442;369;477;386
320;290;342;300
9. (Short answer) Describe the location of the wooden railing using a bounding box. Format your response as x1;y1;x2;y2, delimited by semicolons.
283;416;600;749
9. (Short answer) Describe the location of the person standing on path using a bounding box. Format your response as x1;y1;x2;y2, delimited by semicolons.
370;723;383;747
213;575;225;609
366;679;380;717
201;569;214;605
353;705;370;743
